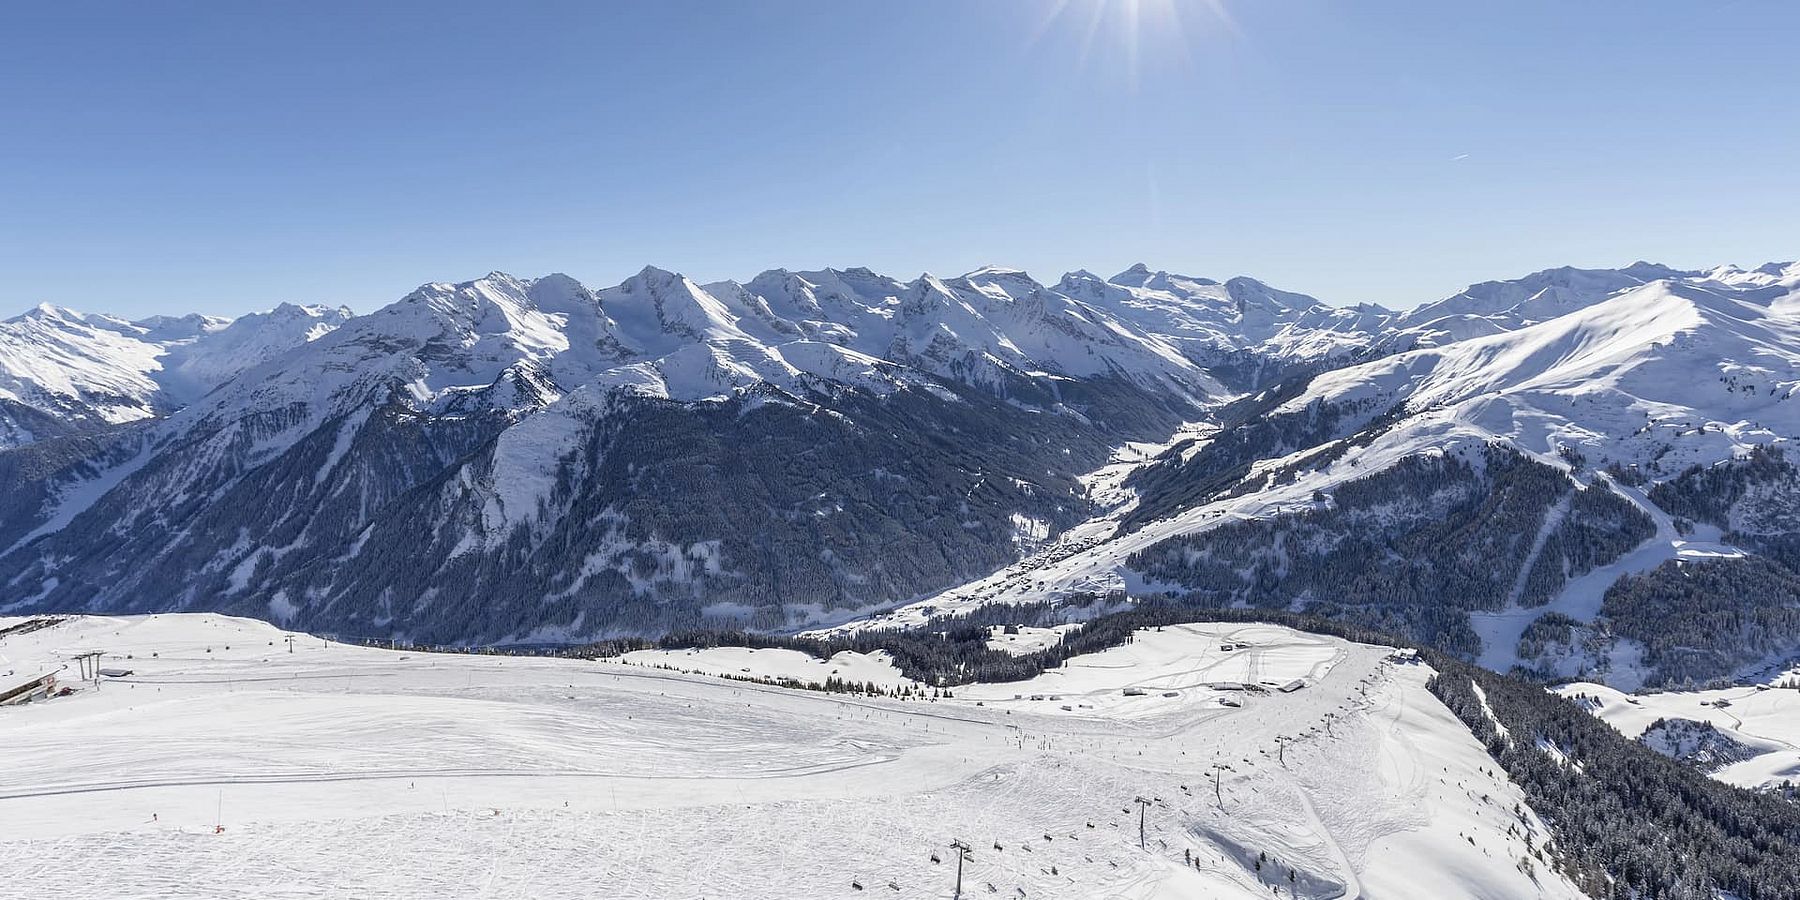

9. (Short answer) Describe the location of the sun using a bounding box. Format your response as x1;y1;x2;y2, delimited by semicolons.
1028;0;1239;85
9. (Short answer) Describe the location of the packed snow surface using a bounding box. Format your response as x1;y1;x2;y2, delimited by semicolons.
956;623;1345;720
619;646;914;689
985;624;1082;657
0;614;1580;898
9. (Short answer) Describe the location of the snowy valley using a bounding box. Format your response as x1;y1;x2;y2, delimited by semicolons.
853;261;1800;691
5;258;1800;690
7;257;1800;897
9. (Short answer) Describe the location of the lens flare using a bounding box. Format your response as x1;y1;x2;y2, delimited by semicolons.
1028;0;1238;86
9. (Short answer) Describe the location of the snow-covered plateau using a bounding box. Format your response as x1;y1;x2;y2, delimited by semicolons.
0;613;1579;899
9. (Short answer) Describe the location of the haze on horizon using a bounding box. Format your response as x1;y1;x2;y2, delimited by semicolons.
2;0;1795;319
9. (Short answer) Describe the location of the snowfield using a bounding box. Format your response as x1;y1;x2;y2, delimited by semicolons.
955;623;1346;720
1556;667;1800;791
0;614;1580;898
985;624;1083;657
619;645;915;690
0;302;350;446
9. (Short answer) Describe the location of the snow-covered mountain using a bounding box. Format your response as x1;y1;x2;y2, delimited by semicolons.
1270;263;1800;476
1054;264;1394;388
1378;261;1702;355
4;257;1799;673
838;261;1800;689
0;263;1264;642
0;301;350;447
712;264;1228;400
1397;261;1694;328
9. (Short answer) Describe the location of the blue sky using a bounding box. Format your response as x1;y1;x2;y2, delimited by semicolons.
2;0;1795;318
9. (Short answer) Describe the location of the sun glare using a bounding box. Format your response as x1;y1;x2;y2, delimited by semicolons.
1028;0;1238;85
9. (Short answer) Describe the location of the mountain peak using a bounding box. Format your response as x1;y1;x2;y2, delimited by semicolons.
525;273;591;311
1399;262;1703;328
1108;264;1221;290
264;301;352;321
11;302;83;324
470;271;531;293
953;266;1048;304
963;264;1031;279
600;265;745;352
1105;262;1155;285
630;264;682;283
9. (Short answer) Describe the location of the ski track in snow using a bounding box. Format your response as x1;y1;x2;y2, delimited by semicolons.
1502;491;1572;608
1468;475;1745;684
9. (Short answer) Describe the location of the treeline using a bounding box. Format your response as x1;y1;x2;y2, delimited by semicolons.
623;658;953;700
6;369;1208;648
1562;443;1800;687
582;601;1420;688
613;599;1800;897
1602;555;1800;687
1127;445;1652;658
1649;445;1792;528
197;381;1139;643
1514;611;1589;669
1518;482;1656;606
361;421;1794;687
1116;388;1382;532
1428;653;1800;899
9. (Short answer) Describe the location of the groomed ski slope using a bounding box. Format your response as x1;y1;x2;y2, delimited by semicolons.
1467;479;1745;686
0;615;1580;899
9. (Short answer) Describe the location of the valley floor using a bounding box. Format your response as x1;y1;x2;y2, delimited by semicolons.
0;615;1579;898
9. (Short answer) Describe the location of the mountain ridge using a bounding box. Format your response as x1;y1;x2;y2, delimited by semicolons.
3;257;1798;678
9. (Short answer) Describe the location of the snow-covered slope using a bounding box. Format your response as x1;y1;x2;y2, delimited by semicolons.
842;262;1800;688
0;301;350;447
0;613;1584;899
1279;267;1800;473
1555;667;1800;792
714;264;1228;400
1382;262;1698;354
5;257;1799;662
1055;264;1394;374
0;263;1252;643
1398;262;1693;329
155;264;1228;454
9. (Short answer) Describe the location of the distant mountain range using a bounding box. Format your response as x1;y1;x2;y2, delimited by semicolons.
3;258;1798;686
0;301;351;445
